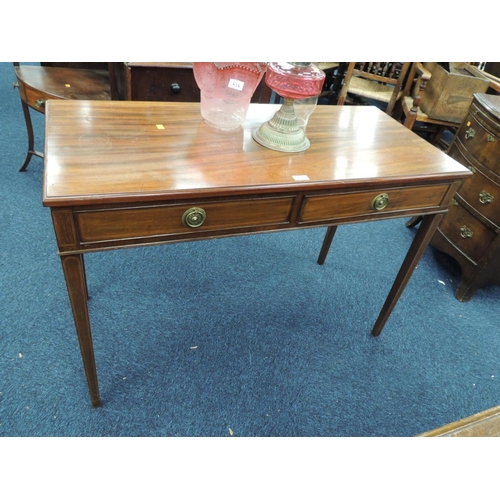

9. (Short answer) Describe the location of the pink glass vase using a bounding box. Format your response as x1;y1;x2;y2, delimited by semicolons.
193;62;267;131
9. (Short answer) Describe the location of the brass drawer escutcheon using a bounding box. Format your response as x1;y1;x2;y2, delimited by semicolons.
479;190;494;204
464;127;475;140
452;197;459;206
371;193;389;211
460;225;474;239
182;207;207;228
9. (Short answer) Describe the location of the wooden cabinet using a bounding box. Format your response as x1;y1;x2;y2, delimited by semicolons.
110;62;272;103
431;93;500;300
111;62;200;102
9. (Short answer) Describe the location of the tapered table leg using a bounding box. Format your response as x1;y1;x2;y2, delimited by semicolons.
371;213;443;336
60;253;101;407
317;225;338;265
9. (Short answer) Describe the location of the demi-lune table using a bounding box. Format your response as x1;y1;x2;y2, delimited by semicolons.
43;101;471;407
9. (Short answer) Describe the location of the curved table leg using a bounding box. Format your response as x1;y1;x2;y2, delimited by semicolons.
19;100;43;172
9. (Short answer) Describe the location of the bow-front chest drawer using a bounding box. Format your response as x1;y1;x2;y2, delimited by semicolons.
436;201;497;265
456;104;500;174
454;165;500;228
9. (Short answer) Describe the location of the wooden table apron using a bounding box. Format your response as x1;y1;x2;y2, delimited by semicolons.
42;101;471;407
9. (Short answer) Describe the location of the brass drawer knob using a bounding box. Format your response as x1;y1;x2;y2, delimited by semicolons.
464;127;475;140
487;134;496;143
479;190;494;204
35;99;45;109
371;193;389;211
182;207;206;228
460;225;474;239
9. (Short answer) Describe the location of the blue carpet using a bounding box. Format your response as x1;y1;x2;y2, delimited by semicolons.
1;63;500;439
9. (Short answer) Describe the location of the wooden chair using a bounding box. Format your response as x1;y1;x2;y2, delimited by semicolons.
12;63;112;171
396;62;461;149
336;62;411;115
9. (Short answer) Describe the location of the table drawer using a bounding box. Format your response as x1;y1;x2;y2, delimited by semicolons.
299;184;450;224
24;85;54;112
75;196;295;244
438;202;497;264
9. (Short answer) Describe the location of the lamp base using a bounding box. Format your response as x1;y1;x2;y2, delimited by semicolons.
252;98;310;152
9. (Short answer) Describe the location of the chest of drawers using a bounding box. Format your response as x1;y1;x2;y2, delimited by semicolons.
431;93;500;300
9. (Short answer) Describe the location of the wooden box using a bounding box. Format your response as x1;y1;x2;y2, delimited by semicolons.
421;62;490;124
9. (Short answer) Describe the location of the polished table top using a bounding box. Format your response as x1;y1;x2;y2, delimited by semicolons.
43;101;470;207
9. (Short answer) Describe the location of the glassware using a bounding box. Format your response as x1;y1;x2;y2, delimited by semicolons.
294;95;319;131
252;63;325;152
264;62;325;99
193;62;267;131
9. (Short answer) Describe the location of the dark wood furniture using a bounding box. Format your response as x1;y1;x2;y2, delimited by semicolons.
336;62;411;115
419;405;500;436
110;62;273;103
43;101;470;407
430;94;500;301
40;62;109;70
13;63;111;171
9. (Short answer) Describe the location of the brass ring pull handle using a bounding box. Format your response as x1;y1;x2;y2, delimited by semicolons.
465;127;475;140
460;225;474;239
182;207;206;228
479;190;494;204
35;99;45;109
371;193;389;211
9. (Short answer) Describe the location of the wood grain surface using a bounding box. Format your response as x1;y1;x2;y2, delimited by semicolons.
43;101;470;207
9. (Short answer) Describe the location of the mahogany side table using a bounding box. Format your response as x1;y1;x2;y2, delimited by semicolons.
43;101;471;407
